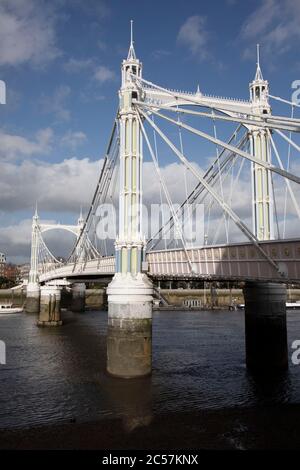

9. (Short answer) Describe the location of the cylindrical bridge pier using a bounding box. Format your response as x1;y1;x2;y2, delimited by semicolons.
71;283;86;312
107;273;153;378
25;283;40;314
244;282;288;372
37;285;62;326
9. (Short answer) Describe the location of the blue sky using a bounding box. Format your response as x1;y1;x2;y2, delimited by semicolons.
0;0;300;262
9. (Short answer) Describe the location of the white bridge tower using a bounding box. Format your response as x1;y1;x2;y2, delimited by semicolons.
106;22;153;378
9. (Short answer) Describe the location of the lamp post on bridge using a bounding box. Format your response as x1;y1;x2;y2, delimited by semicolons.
106;22;153;378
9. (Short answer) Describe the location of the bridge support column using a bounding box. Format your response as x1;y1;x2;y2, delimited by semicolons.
107;273;153;378
244;282;288;372
37;285;62;326
71;283;86;312
25;283;40;314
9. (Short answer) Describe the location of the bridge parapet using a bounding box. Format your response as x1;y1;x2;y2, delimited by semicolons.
38;240;300;284
147;239;300;283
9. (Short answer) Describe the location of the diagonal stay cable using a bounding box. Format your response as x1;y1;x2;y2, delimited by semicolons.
139;106;281;275
137;111;195;272
140;107;300;186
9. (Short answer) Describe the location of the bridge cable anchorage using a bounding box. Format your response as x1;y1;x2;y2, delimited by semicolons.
137;111;196;273
147;125;247;251
268;129;300;221
138;106;283;275
133;99;300;133
139;105;300;186
134;75;300;127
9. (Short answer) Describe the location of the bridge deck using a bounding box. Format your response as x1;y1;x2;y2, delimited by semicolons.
38;239;300;284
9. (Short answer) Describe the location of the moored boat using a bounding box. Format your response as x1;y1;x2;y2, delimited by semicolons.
0;303;23;314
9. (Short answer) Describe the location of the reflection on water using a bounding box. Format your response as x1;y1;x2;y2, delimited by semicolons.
0;309;300;429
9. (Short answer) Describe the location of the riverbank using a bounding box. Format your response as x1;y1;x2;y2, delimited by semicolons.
1;405;300;450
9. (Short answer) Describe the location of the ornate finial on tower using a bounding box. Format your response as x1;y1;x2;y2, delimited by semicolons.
34;201;39;220
254;43;263;81
127;19;136;60
249;44;270;113
78;206;84;227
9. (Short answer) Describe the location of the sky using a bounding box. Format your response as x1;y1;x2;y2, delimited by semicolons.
0;0;300;263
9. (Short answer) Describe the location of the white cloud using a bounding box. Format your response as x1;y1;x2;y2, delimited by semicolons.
241;0;300;58
40;85;71;122
0;0;60;66
61;130;87;151
94;65;116;84
0;127;53;160
0;157;100;213
177;16;209;60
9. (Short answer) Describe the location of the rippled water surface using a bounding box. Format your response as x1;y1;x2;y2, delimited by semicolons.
0;309;300;429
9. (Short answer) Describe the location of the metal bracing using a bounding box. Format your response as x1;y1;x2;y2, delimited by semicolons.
68;117;119;265
138;113;195;272
138;107;281;274
134;75;300;128
139;106;300;186
274;129;300;154
147;125;246;249
268;130;300;221
134;100;300;133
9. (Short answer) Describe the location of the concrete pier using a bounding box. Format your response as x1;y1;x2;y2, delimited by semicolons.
71;283;86;312
107;273;153;378
244;282;288;372
25;282;40;314
37;285;62;326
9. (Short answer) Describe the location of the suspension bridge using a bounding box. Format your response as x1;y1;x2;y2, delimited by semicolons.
26;24;300;378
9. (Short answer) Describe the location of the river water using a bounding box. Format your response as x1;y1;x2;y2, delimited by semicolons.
0;309;300;430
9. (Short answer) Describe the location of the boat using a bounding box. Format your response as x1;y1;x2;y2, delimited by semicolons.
237;302;300;310
286;302;300;309
0;303;23;314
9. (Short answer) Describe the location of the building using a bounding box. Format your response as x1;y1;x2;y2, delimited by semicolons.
0;252;6;277
18;264;30;282
3;263;19;283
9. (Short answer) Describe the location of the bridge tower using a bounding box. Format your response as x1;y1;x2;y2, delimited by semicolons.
26;207;40;313
106;22;153;378
249;45;274;241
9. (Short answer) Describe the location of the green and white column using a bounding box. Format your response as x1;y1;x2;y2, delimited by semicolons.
107;26;153;378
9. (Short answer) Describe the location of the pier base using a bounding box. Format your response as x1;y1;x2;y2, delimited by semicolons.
244;282;288;372
107;273;153;378
71;283;86;312
25;282;40;314
37;285;62;326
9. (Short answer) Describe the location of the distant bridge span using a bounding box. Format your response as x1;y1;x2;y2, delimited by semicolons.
39;238;300;284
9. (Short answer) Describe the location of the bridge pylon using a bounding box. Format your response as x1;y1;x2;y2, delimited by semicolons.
106;22;153;378
26;207;40;314
249;45;274;241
